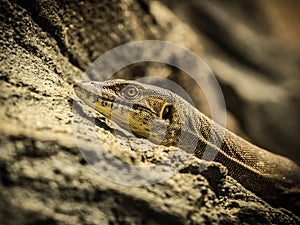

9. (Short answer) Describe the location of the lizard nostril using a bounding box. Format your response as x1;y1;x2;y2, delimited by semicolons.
73;83;78;89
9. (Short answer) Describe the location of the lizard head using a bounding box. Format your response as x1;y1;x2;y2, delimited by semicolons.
74;79;198;147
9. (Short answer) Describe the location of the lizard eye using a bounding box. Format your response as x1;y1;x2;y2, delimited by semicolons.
121;85;139;99
161;104;173;120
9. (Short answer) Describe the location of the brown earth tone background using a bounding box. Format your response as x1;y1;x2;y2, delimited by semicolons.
0;0;299;224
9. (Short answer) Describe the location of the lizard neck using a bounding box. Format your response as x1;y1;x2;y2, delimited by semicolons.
192;111;300;208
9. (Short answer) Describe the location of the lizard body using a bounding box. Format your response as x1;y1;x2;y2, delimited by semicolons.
74;79;300;214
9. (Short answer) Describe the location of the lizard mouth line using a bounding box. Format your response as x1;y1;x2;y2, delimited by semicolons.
73;82;154;116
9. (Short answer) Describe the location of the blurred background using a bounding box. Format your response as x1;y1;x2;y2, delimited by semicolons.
158;0;300;163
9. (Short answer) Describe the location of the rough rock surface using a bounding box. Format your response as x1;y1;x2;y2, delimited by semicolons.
0;0;299;225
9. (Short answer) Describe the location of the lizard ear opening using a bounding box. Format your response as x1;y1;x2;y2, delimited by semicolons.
161;104;173;120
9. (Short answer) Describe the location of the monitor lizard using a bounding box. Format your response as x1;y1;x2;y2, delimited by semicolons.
73;79;300;214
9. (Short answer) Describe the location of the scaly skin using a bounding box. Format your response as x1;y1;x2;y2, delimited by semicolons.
74;79;300;214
